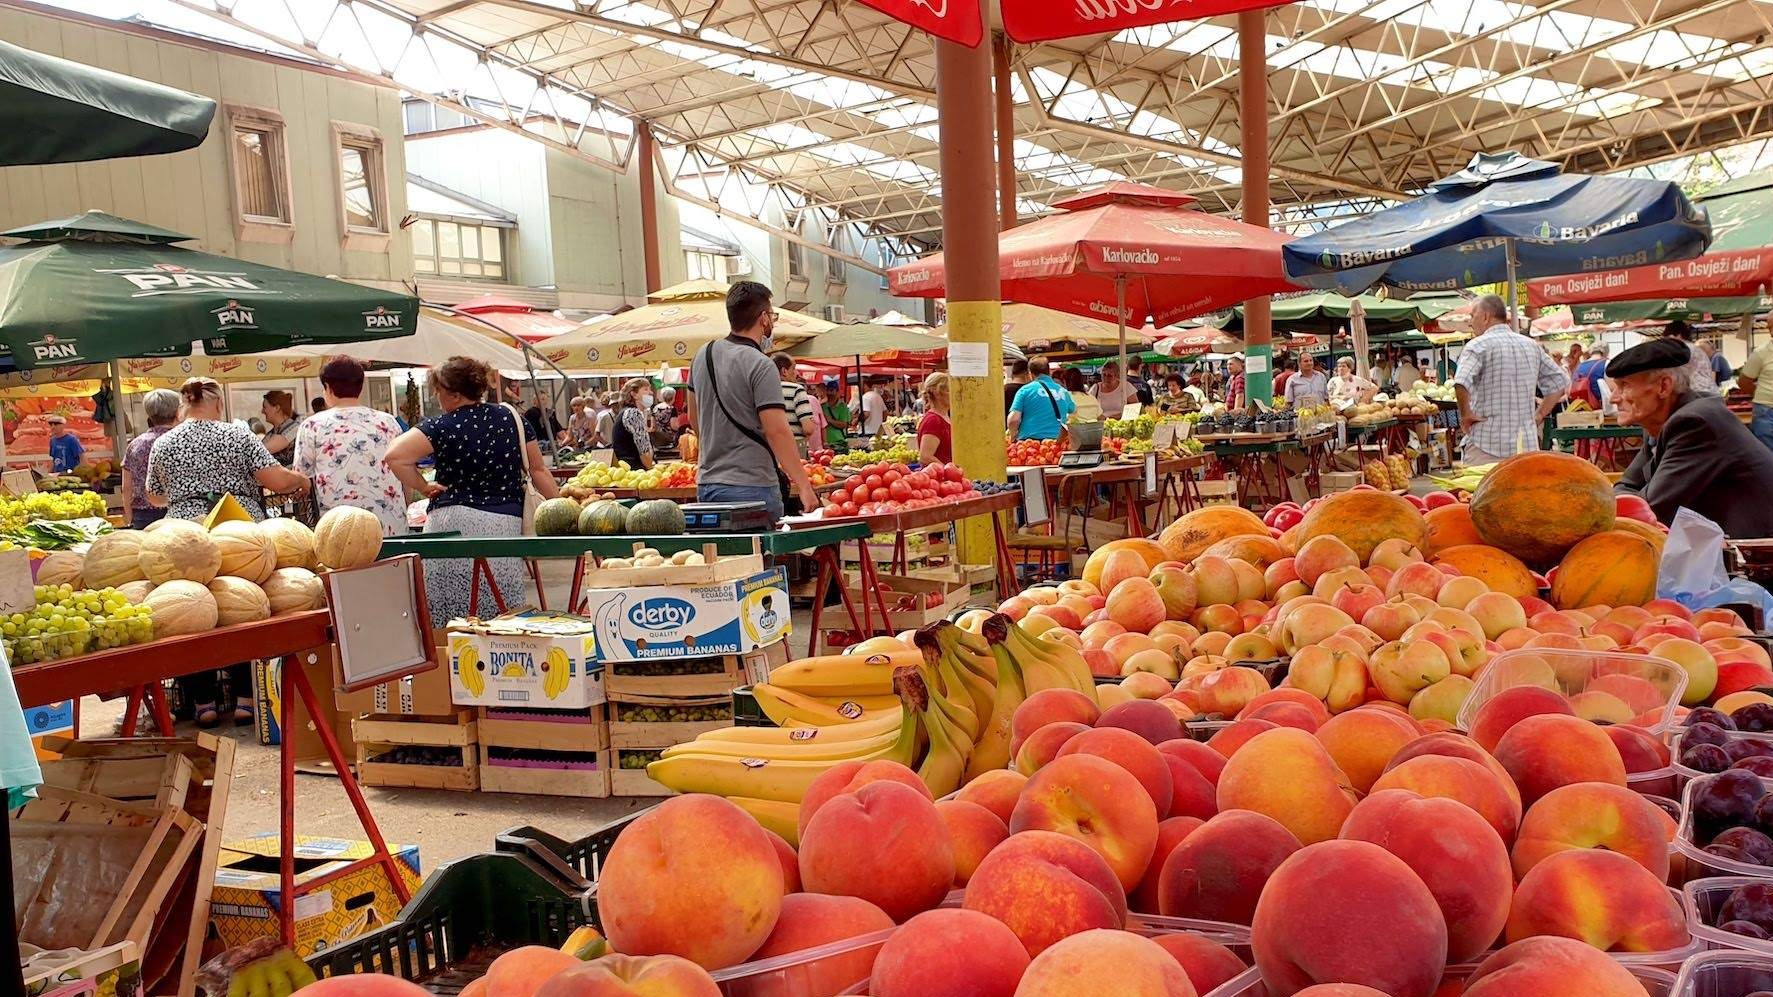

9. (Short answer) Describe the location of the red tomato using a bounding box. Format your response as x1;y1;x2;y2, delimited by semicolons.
889;479;912;501
1616;493;1658;524
863;474;882;489
884;470;902;485
832;489;850;504
851;484;871;503
839;502;857;516
926;461;947;478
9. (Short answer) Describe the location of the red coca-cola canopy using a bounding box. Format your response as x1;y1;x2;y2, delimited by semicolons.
1526;248;1773;307
889;181;1298;329
1003;0;1295;45
851;0;982;46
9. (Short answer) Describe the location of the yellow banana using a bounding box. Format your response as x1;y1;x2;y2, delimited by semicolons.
661;723;904;760
697;711;903;744
928;624;998;729
728;796;803;845
764;651;921;698
543;646;571;700
965;637;1026;781
902;666;969;797
453;637;484;697
752;683;900;727
560;925;609;961
647;707;920;803
990;617;1097;700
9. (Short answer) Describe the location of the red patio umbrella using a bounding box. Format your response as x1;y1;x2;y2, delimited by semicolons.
890;182;1298;375
453;294;581;343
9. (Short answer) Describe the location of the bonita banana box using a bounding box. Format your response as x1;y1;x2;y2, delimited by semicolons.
447;610;606;709
208;833;421;958
582;568;790;661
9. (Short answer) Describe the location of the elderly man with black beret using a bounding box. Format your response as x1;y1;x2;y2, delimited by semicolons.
1611;338;1773;538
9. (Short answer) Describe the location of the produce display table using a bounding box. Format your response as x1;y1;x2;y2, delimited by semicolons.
1206;437;1311;509
1550;424;1643;471
11;610;411;949
1037;456;1205;549
1345;417;1407;456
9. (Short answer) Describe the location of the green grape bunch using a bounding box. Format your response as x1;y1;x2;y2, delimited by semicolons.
2;583;155;664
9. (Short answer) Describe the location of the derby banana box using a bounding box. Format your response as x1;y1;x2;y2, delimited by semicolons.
208;833;421;958
580;568;791;662
446;611;606;710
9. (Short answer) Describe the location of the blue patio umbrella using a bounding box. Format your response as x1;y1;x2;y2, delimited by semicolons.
1282;153;1712;305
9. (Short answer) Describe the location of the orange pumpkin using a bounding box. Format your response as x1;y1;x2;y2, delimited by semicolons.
1433;544;1538;599
1422;503;1485;558
1469;452;1615;568
1296;489;1426;564
1198;533;1289;569
1549;530;1659;610
1082;538;1171;589
1157;506;1269;563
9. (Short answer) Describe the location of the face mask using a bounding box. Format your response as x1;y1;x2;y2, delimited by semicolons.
641;393;655;408
761;333;775;352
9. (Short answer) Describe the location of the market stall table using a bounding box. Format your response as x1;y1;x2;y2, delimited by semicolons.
1030;456;1206;550
1205;436;1318;508
1550;424;1644;471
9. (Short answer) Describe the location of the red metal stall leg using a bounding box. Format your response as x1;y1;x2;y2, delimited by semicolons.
279;658;297;947
120;685;144;737
992;511;1016;599
568;553;587;614
145;683;175;735
527;559;548;611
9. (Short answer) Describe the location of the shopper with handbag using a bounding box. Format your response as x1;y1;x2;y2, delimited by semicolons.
684;282;818;522
385;356;559;626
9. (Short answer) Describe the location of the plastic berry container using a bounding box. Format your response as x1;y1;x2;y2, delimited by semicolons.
1455;647;1689;736
1671;948;1773;996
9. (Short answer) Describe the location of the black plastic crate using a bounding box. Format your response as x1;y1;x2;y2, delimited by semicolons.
731;686;774;727
495;810;646;885
305;851;594;989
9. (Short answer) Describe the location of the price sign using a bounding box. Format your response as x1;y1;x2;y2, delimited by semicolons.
1152;422;1177;449
1144;452;1159;497
1017;467;1050;526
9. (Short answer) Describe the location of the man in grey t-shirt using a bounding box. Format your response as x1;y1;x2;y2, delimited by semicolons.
685;281;818;521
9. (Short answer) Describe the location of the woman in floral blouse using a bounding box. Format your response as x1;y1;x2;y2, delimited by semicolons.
294;356;408;535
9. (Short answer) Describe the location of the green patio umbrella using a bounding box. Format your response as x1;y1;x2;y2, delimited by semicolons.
0;39;216;166
0;212;418;369
1211;290;1464;336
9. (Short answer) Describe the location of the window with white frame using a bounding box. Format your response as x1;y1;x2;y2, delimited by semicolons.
411;219;507;280
333;122;390;243
827;224;849;285
785;209;807;279
685;250;720;281
225;106;293;242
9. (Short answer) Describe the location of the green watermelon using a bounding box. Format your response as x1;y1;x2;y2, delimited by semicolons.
579;500;629;536
625;499;687;536
533;497;582;536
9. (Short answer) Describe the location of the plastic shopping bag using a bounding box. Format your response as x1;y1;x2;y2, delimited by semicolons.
1657;507;1773;620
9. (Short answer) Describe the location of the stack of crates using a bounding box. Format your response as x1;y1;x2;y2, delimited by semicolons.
477;704;611;797
354;710;480;791
606;644;786;796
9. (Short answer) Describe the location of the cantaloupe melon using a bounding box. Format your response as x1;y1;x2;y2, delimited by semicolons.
211;521;278;584
117;580;155;604
314;506;384;570
35;551;85;588
83;530;148;588
209;575;272;626
138;520;221;585
260;517;319;570
264;567;326;615
143;579;218;637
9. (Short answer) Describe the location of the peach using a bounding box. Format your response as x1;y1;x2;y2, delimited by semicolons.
801;781;954;922
1015;929;1196;997
1504;849;1689;951
532;954;718;997
1468;685;1575;752
869;907;1028;997
1373;754;1522;846
1014;721;1090;775
1369;537;1426;571
937;799;1010;887
1012;754;1160;890
1150;932;1247;994
1385;731;1523;810
1157;809;1302;924
1361;600;1421;641
1121;671;1174;700
1099;698;1187;744
744;894;893;995
1216;728;1356;845
1239;688;1332;724
487;946;582;997
797;759;934;838
1149;565;1199;620
1278;603;1356;655
1206;717;1276;757
1011;689;1101;753
1410;674;1475;725
1130;816;1206;914
955;769;1027;823
1466;591;1530;640
1370;639;1451;705
1245;700;1324;732
1161;752;1217;820
1158;738;1227;785
1107;577;1167;634
1184;666;1270;717
1342;789;1513;963
1388;560;1447;600
1296;535;1360;585
1605;725;1671;775
1512;782;1670;882
1436;575;1489;609
1252;841;1449;997
1289;988;1392;997
765;830;800;890
1312;565;1374;600
1462;936;1662;997
963;830;1127;955
1331;583;1387;623
598;795;785;969
1122;647;1183;681
1493;714;1627;807
1315;709;1417;793
1058;726;1175;816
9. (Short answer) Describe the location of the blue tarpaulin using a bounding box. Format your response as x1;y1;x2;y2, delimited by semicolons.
1282;152;1712;294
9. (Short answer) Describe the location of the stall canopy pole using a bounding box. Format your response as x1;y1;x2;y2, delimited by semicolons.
1349;298;1371;382
994;34;1018;232
1506;238;1521;332
935;9;1004;565
1238;9;1274;407
108;359;127;467
1116;275;1130;386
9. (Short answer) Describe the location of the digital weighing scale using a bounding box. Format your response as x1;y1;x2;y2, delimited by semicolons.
1057;450;1107;469
680;501;776;533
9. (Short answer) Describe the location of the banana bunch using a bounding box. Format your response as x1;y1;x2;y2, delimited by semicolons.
763;650;922;699
980;613;1098;698
750;683;901;726
645;706;920;803
452;636;485;697
542;646;572;700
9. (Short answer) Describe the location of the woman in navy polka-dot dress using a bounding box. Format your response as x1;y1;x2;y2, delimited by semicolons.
385;357;559;625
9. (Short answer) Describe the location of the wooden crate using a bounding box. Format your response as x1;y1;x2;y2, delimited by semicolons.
478;747;610;798
353;711;478;792
609;747;677;797
608;695;733;749
581;541;765;588
823;573;968;631
478;703;608;752
604;653;746;697
1556;410;1605;428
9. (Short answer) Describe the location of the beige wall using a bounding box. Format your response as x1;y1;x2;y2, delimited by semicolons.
0;4;411;288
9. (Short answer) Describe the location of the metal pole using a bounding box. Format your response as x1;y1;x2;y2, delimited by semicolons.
638;124;663;294
994;34;1018;232
1239;9;1274;406
936;15;1004;564
1116;275;1129;387
1506;238;1521;331
107;359;128;478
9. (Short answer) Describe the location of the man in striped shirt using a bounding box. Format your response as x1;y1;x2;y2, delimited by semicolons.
775;353;818;457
